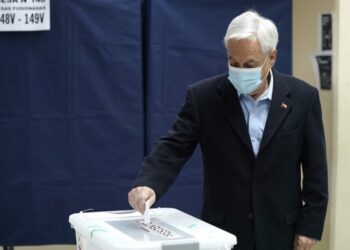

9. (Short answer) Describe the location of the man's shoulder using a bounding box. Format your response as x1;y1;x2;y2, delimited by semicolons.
189;73;228;93
274;70;318;95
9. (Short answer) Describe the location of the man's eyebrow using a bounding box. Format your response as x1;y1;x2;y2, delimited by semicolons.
227;57;259;63
245;59;259;63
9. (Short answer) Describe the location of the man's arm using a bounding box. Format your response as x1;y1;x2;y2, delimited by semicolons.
296;89;329;241
129;87;200;212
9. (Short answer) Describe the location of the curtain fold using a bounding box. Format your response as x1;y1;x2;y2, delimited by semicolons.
0;0;291;244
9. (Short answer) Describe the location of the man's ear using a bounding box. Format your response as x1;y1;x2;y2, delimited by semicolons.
269;49;277;67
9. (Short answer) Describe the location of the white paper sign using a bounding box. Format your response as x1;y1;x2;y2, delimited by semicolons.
0;0;50;31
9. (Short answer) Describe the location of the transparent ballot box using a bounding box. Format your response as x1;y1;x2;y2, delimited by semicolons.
69;208;237;250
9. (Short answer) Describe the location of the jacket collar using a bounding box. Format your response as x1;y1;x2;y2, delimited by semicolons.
216;69;292;155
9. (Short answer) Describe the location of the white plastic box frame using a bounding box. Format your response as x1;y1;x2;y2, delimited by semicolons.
69;207;237;250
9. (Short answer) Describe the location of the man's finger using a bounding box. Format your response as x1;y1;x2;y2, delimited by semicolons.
294;234;318;250
128;186;156;214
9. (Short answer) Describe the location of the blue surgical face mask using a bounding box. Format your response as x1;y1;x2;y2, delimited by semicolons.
227;58;268;95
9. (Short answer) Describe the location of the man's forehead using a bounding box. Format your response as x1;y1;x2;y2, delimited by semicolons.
227;39;264;60
227;37;260;46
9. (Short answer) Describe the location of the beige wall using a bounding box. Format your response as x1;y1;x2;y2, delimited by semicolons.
330;0;350;248
293;0;334;249
293;0;334;250
294;0;350;249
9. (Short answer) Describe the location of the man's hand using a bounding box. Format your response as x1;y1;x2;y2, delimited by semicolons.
128;186;156;214
294;234;318;250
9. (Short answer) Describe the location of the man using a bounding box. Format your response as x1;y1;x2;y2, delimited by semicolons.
128;11;328;250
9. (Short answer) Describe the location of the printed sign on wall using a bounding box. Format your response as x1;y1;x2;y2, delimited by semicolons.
321;13;332;51
0;0;50;31
313;13;332;90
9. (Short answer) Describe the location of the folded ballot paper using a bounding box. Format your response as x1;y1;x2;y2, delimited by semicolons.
69;207;237;250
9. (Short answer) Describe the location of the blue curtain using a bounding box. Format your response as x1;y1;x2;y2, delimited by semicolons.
0;0;291;245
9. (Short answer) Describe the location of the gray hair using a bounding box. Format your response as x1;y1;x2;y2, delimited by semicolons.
223;11;279;55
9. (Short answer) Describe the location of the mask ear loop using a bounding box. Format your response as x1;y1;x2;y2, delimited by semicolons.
260;56;271;83
262;49;277;82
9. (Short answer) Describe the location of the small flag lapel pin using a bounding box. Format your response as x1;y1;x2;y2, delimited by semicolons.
281;102;288;110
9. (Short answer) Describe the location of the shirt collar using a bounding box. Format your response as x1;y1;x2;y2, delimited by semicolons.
256;69;273;101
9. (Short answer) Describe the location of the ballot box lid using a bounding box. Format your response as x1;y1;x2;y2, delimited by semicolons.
69;207;237;250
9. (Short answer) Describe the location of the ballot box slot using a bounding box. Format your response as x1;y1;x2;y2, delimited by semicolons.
106;218;193;242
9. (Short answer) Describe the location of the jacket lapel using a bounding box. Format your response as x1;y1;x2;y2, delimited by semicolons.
259;70;293;151
216;77;254;153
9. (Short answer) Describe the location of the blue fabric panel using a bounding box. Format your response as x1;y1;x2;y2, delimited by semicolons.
0;0;291;245
0;0;143;245
146;0;292;216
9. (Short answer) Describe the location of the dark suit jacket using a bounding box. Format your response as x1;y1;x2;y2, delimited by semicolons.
133;70;328;250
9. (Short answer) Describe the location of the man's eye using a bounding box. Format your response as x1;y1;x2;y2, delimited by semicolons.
230;63;240;67
244;64;258;68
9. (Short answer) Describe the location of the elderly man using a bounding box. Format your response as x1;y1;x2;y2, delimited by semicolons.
128;11;328;250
